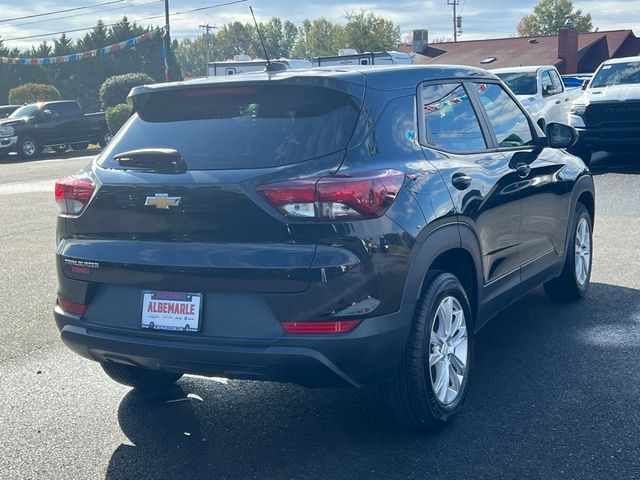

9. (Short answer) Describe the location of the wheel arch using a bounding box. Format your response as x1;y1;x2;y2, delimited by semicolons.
564;174;596;252
577;189;595;225
403;222;483;328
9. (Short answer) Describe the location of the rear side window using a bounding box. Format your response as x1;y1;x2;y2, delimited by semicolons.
49;102;82;117
99;84;361;170
474;83;534;148
421;83;487;152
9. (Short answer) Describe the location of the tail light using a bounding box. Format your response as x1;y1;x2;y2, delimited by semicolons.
57;297;87;315
256;170;405;220
281;320;361;334
55;175;95;216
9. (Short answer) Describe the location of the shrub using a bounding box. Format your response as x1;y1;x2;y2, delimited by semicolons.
99;73;154;110
106;104;132;135
8;83;61;105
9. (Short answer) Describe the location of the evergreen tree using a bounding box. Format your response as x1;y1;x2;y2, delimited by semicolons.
53;34;73;56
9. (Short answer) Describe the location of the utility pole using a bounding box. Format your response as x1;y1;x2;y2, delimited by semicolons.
164;0;171;82
447;0;460;42
199;24;217;76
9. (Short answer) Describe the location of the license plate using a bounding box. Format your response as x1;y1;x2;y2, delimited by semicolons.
141;291;202;332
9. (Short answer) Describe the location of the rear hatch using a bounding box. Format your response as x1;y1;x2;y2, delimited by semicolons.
59;75;365;294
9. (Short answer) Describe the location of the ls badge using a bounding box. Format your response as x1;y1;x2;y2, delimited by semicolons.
145;193;181;209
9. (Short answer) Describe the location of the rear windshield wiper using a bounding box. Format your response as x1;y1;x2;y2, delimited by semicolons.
113;148;187;174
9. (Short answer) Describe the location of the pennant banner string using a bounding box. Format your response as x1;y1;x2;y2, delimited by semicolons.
0;28;162;65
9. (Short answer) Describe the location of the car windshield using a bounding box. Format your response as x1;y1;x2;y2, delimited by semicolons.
99;83;362;170
495;72;538;95
9;104;39;118
591;62;640;88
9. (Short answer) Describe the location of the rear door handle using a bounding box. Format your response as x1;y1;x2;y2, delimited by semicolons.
451;172;472;190
515;163;531;178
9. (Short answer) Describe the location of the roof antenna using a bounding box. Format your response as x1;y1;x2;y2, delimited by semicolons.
250;5;287;74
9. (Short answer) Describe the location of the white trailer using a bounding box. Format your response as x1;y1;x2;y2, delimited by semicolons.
312;49;413;67
208;55;312;76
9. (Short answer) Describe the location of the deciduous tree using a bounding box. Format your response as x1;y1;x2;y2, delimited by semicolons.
517;0;595;36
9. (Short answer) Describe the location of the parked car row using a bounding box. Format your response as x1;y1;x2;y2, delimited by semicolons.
3;54;640;166
0;100;111;159
494;56;640;165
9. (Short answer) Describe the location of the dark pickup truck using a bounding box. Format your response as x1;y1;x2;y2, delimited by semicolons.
0;100;111;159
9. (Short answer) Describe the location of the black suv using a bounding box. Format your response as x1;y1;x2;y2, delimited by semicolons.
54;66;595;428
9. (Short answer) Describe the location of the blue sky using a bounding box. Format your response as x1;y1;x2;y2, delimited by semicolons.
1;0;638;51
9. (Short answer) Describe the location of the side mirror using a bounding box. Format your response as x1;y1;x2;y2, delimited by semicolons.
41;109;52;118
581;80;589;90
543;85;557;96
546;122;578;149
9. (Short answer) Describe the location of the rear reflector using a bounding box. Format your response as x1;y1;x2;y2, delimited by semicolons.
256;170;405;220
55;176;95;216
280;320;361;334
57;297;87;315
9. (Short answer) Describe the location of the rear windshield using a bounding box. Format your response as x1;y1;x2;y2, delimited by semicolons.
495;72;537;95
591;62;640;88
99;84;361;170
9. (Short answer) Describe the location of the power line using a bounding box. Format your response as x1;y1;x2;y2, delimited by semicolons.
1;0;164;30
2;0;248;43
0;0;126;24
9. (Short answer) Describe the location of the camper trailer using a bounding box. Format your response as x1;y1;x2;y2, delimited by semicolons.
208;55;312;76
312;49;413;67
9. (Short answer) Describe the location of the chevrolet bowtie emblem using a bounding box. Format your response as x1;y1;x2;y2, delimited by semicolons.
145;193;181;209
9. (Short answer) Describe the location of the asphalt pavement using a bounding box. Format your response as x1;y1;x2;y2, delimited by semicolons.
0;151;639;480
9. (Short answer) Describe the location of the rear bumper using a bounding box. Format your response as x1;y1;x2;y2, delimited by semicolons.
575;125;640;151
55;305;412;388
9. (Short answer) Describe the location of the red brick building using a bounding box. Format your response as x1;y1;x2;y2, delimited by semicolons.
399;29;640;74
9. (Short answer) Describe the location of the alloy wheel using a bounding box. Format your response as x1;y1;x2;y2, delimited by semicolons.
575;217;591;286
429;296;468;406
22;140;36;156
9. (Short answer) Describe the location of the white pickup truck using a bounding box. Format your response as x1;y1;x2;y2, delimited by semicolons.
492;65;582;130
567;56;640;165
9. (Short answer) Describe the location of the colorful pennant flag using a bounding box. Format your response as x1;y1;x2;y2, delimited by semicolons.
0;28;161;65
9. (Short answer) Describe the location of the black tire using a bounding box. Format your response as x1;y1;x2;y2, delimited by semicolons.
70;142;89;151
382;272;474;429
101;362;183;391
544;204;592;301
51;145;68;153
17;136;41;159
98;132;113;148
